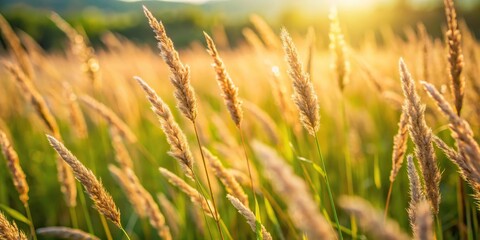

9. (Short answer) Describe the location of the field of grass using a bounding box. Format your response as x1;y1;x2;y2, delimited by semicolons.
1;1;480;239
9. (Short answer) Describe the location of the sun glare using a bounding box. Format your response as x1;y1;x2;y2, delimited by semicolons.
332;0;390;10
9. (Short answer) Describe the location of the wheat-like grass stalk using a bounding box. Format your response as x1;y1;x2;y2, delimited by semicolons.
242;28;266;53
36;227;100;240
407;154;426;236
203;147;248;206
0;14;34;79
399;59;441;214
339;196;410;240
249;14;281;50
329;7;350;91
63;82;88;139
281;28;319;136
3;62;77;208
0;211;27;240
143;6;197;121
0;130;29;205
444;0;465;116
133;76;195;179
252;141;336;239
432;136;480;185
80;95;137;143
413;200;434;240
157;193;180;237
226;194;272;240
389;111;409;182
159;167;218;219
108;165;147;218
109;127;134;170
204;32;243;126
50;12;101;90
421;82;480;205
421;81;480;171
124;168;172;240
4;62;59;135
47;135;122;227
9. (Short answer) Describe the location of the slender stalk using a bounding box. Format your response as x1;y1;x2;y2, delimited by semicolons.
69;207;78;229
100;214;113;240
457;177;467;239
24;204;37;240
314;135;343;240
188;168;214;239
384;181;394;220
192;121;224;240
340;97;356;236
120;227;132;240
78;184;94;234
238;125;256;204
435;214;443;240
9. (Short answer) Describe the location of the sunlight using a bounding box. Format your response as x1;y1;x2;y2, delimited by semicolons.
331;0;390;10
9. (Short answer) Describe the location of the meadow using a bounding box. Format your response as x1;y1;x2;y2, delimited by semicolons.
0;0;480;239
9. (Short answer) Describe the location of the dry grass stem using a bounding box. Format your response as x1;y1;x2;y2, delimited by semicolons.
399;59;441;214
47;135;121;227
204;32;243;126
0;14;34;79
143;6;197;121
407;154;426;235
134;76;195;179
444;0;465;115
249;14;280;50
159;167;218;219
80;95;137;143
124;168;172;240
281;28;320;136
108;165;147;218
203;147;248;206
389;111;409;182
329;8;350;91
63;82;88;139
109;127;134;169
226;194;272;240
0;130;29;205
4;62;77;207
413;200;434;240
0;211;27;240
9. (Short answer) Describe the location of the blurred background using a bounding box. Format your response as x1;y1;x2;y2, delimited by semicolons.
1;0;479;50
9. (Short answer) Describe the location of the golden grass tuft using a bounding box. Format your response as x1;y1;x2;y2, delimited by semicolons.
47;135;121;227
143;6;197;121
80;95;137;143
203;147;248;206
389;110;409;182
399;59;441;214
134;76;195;180
226;194;272;240
329;7;350;91
0;130;29;205
444;0;465;115
204;32;243;126
0;211;27;240
281;28;320;136
159;167;218;219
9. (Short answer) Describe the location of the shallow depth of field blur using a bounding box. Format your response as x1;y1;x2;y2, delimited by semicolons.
1;0;480;239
